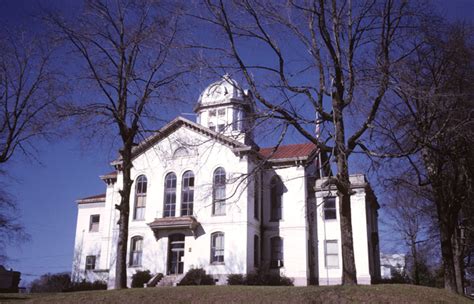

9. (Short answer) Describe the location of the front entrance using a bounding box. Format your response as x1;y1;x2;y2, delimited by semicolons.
167;233;185;275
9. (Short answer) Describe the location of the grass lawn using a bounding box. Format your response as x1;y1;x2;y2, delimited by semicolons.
0;285;471;303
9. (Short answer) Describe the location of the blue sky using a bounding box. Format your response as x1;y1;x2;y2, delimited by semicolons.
1;0;473;285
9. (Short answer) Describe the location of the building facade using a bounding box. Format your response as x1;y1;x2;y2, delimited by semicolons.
72;76;381;287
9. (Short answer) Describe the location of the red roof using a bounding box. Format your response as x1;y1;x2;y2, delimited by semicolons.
77;193;106;204
102;171;117;177
259;143;317;160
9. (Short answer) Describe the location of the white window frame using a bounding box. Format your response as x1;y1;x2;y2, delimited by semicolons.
210;232;225;264
85;255;96;270
325;240;339;268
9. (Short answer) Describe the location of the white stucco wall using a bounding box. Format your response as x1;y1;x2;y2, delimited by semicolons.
261;165;309;286
315;174;376;285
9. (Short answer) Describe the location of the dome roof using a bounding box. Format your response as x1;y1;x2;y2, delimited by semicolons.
197;74;246;107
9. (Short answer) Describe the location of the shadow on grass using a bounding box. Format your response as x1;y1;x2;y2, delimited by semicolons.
0;294;31;301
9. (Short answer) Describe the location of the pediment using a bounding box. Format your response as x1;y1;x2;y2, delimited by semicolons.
112;117;249;165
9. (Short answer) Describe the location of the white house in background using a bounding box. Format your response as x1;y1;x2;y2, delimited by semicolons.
71;75;381;288
380;253;406;279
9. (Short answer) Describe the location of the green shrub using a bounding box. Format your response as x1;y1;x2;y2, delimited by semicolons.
131;270;153;288
227;274;245;285
178;268;215;286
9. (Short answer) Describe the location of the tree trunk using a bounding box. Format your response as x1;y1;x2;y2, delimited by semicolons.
114;145;134;289
452;229;464;294
333;94;357;285
437;209;458;293
411;238;420;285
339;186;357;285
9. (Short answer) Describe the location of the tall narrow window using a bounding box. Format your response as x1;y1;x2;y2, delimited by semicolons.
270;237;283;268
212;168;226;215
89;215;100;232
232;109;239;130
325;240;339;268
270;176;283;221
181;171;194;216
85;255;96;270
254;235;260;268
254;174;259;220
163;173;177;217
130;236;143;267
211;232;225;264
134;175;147;220
323;197;337;220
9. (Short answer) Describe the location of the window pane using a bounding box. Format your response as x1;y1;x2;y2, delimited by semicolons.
270;237;283;268
324;197;337;220
326;255;339;267
135;207;145;220
211;233;225;263
90;215;100;232
131;237;143;266
213;168;226;215
85;256;96;270
164;173;177;217
326;241;338;254
325;240;339;268
270;177;283;221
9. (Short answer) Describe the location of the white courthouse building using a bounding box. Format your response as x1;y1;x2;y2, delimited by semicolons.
72;76;381;287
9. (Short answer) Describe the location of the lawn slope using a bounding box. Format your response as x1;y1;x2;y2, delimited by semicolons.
1;284;471;304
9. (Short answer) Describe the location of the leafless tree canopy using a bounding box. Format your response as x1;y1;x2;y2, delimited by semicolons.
375;21;474;293
196;0;424;285
47;0;190;289
0;29;62;163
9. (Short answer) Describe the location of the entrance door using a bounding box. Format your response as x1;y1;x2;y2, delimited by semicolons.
168;234;185;275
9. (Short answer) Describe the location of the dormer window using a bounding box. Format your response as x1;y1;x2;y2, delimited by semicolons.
209;122;216;132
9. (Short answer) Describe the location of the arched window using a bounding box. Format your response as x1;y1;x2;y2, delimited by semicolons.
173;147;189;158
212;167;226;215
164;172;177;217
270;176;283;221
270;236;283;268
130;236;143;267
210;232;225;264
133;175;147;220
181;171;194;216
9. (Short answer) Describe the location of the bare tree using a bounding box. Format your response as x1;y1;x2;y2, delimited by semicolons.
382;183;435;285
0;28;61;261
0;28;62;163
375;21;474;293
197;0;423;285
47;0;189;289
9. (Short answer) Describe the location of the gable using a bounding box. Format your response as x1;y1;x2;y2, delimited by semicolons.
111;117;248;166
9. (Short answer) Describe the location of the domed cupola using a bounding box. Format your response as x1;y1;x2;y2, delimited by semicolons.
194;74;254;143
